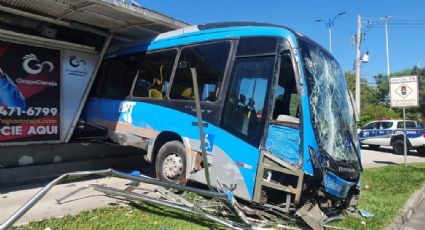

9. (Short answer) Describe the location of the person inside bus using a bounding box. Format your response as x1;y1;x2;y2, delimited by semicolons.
0;67;26;110
234;94;249;134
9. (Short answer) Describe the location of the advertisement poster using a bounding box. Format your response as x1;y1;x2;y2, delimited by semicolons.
0;40;60;142
61;50;98;141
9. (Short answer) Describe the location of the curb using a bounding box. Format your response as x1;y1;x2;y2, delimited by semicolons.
386;185;425;230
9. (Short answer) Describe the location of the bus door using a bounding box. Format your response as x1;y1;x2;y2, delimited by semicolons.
264;50;301;166
253;49;304;204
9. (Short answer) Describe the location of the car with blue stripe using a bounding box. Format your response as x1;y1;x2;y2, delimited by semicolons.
359;120;425;154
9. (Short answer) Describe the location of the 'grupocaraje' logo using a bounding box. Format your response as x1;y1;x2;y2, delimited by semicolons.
69;55;86;68
22;54;54;75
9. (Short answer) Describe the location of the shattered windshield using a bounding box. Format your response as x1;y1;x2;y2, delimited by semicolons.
299;39;358;162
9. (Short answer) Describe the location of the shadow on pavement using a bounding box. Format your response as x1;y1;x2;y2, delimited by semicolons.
362;145;423;157
373;160;397;166
0;164;156;194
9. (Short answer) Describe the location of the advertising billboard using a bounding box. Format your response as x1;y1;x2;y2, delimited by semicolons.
0;40;61;142
61;50;98;141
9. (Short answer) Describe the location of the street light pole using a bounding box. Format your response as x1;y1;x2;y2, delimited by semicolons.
380;16;392;77
315;11;346;54
380;16;406;165
328;22;332;53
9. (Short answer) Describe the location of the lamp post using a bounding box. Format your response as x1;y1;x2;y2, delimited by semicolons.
380;16;392;77
379;16;406;165
315;11;346;53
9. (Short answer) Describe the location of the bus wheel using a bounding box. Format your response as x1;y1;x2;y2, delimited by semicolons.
155;141;187;184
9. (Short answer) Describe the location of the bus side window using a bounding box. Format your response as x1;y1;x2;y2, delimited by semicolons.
169;41;230;101
272;53;299;122
99;53;141;99
222;57;274;142
132;49;177;99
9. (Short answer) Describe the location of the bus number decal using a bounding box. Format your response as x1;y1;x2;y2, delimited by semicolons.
119;101;136;124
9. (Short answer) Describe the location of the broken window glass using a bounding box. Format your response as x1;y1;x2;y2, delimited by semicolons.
300;39;358;162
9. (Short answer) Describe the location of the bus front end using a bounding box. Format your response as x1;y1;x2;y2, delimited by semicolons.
297;37;362;215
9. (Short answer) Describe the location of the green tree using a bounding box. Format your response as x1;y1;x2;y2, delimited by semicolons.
374;73;389;105
344;72;395;126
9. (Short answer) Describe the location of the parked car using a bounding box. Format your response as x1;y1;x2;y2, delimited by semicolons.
359;120;425;154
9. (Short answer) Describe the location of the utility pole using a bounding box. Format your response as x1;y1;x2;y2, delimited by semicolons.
355;15;362;114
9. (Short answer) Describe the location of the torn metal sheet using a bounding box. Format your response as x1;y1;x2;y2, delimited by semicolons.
296;203;327;230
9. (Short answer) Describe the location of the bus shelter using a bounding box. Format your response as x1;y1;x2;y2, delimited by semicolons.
0;0;189;186
0;0;189;145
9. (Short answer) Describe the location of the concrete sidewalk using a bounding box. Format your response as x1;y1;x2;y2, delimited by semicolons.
402;198;425;230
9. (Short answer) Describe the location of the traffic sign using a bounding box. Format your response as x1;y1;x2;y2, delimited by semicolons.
390;75;419;108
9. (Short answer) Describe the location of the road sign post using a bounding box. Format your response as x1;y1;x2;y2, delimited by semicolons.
390;76;419;166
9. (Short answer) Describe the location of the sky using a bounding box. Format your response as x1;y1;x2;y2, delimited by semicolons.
140;0;425;82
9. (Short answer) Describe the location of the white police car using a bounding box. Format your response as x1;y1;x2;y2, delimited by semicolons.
359;120;425;154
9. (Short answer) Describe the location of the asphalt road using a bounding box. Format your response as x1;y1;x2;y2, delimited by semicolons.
361;145;425;168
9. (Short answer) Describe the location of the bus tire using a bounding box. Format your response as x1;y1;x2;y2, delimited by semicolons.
155;140;187;184
417;146;425;154
392;140;406;155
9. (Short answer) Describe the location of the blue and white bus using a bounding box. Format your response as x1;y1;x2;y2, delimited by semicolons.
79;22;361;210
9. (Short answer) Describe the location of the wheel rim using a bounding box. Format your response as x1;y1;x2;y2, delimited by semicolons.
162;153;183;180
395;144;403;153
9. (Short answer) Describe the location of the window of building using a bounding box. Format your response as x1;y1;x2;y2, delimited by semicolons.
222;56;274;143
169;41;230;101
132;49;177;99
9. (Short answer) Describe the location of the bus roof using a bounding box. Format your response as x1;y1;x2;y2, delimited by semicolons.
107;22;311;58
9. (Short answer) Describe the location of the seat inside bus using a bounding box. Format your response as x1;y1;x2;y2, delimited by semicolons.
148;65;164;99
170;59;221;101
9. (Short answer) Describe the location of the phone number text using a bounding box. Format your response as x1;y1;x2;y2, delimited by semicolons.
0;107;58;116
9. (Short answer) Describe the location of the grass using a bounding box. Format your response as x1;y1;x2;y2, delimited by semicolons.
12;163;425;230
332;163;425;229
13;202;229;230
